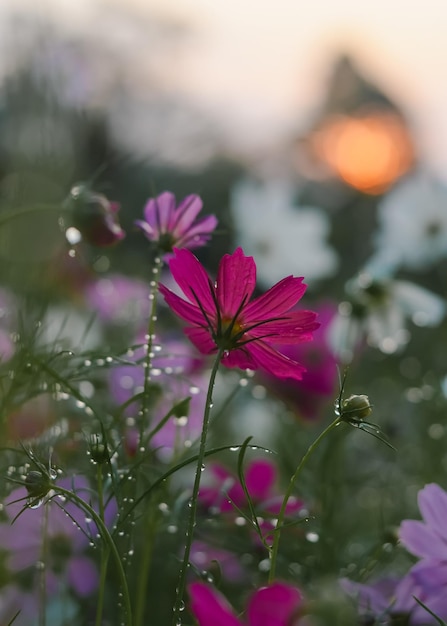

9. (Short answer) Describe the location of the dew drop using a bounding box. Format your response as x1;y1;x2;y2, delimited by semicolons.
258;558;271;572
28;498;43;509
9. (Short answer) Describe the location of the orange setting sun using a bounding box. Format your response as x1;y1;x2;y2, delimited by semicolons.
311;111;415;193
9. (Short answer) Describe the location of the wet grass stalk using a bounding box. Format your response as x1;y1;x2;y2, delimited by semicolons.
50;484;132;626
95;463;110;626
172;349;223;625
268;416;341;583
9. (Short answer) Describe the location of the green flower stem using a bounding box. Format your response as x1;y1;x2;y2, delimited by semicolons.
140;256;162;443
132;256;162;623
268;416;341;583
95;464;110;626
134;505;158;626
172;349;223;626
51;484;132;626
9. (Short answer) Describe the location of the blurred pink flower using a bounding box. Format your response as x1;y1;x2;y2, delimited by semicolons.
135;191;217;254
160;248;319;380
110;337;207;460
188;581;303;626
84;273;149;328
190;540;247;583
68;184;125;247
0;477;116;599
199;458;303;546
260;303;338;419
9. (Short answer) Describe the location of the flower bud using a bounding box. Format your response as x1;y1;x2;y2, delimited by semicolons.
341;394;372;420
88;434;109;464
65;183;125;247
25;470;52;499
171;397;191;419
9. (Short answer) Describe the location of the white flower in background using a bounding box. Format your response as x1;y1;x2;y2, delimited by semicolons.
329;271;446;363
368;173;447;275
230;178;338;288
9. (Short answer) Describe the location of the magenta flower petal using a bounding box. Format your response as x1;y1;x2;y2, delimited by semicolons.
244;340;307;380
243;276;306;322
217;248;257;318
143;192;176;232
159;285;207;326
161;248;318;378
249;311;320;344
172;194;204;233
245;460;277;502
137;191;217;253
418;483;447;541
167;248;215;312
185;326;217;354
247;583;302;626
221;348;258;371
399;520;442;559
176;215;219;248
188;582;242;626
264;494;303;516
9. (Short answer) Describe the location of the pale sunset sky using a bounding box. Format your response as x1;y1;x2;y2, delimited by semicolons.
4;0;447;174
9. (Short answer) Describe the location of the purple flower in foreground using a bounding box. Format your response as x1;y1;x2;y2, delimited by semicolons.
135;191;217;254
188;581;303;626
398;483;447;621
341;573;446;625
159;248;319;380
399;483;447;563
344;483;447;625
0;477;116;600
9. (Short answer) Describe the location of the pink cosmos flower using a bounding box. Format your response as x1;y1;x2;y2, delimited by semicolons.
159;248;319;380
68;183;125;247
188;581;303;626
199;459;303;545
199;459;303;515
260;303;338;419
135;191;218;254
